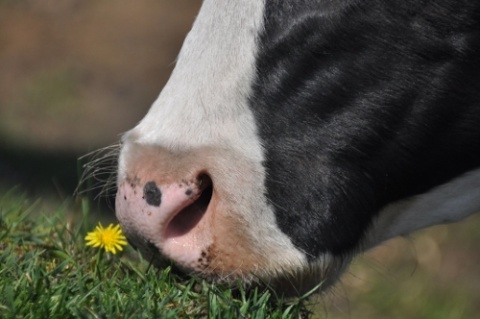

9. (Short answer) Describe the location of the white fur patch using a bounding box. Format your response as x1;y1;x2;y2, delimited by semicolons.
128;0;264;161
117;0;311;284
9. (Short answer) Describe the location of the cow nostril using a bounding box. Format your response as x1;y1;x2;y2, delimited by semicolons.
197;173;210;188
165;174;213;238
196;173;212;202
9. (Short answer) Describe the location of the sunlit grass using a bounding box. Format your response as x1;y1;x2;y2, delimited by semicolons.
0;189;311;319
1;188;479;318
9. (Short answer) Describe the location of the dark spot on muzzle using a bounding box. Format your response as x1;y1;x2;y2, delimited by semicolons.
143;181;162;206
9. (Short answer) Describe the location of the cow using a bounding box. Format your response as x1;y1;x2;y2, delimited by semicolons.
114;0;480;295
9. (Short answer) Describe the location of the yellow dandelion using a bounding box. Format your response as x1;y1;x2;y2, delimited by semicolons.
85;223;128;254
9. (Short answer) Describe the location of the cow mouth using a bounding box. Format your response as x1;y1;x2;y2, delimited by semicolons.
164;174;213;239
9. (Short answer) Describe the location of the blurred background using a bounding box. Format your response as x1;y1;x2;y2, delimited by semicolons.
1;1;478;318
0;0;201;196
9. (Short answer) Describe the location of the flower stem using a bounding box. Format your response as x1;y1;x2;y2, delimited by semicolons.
93;248;104;280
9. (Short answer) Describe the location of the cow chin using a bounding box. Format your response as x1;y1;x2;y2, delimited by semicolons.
115;141;347;296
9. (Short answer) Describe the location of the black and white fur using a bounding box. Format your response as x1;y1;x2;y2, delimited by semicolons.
115;0;480;295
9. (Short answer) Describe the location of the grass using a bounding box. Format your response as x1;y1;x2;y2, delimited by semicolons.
2;187;479;319
0;189;311;319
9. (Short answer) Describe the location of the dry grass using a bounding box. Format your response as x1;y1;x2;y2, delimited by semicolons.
321;215;480;318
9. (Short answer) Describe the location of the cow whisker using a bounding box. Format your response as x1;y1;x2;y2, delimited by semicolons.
75;142;121;199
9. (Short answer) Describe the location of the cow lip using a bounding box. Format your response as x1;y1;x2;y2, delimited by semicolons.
163;175;213;239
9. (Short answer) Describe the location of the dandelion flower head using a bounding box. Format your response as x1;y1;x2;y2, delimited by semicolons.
85;223;128;254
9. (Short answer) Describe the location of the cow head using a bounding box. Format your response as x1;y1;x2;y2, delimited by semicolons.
115;0;480;295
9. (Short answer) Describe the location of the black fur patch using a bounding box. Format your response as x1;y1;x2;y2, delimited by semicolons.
250;0;480;259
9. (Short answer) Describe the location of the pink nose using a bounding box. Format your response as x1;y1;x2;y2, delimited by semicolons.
116;171;213;267
114;144;273;283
